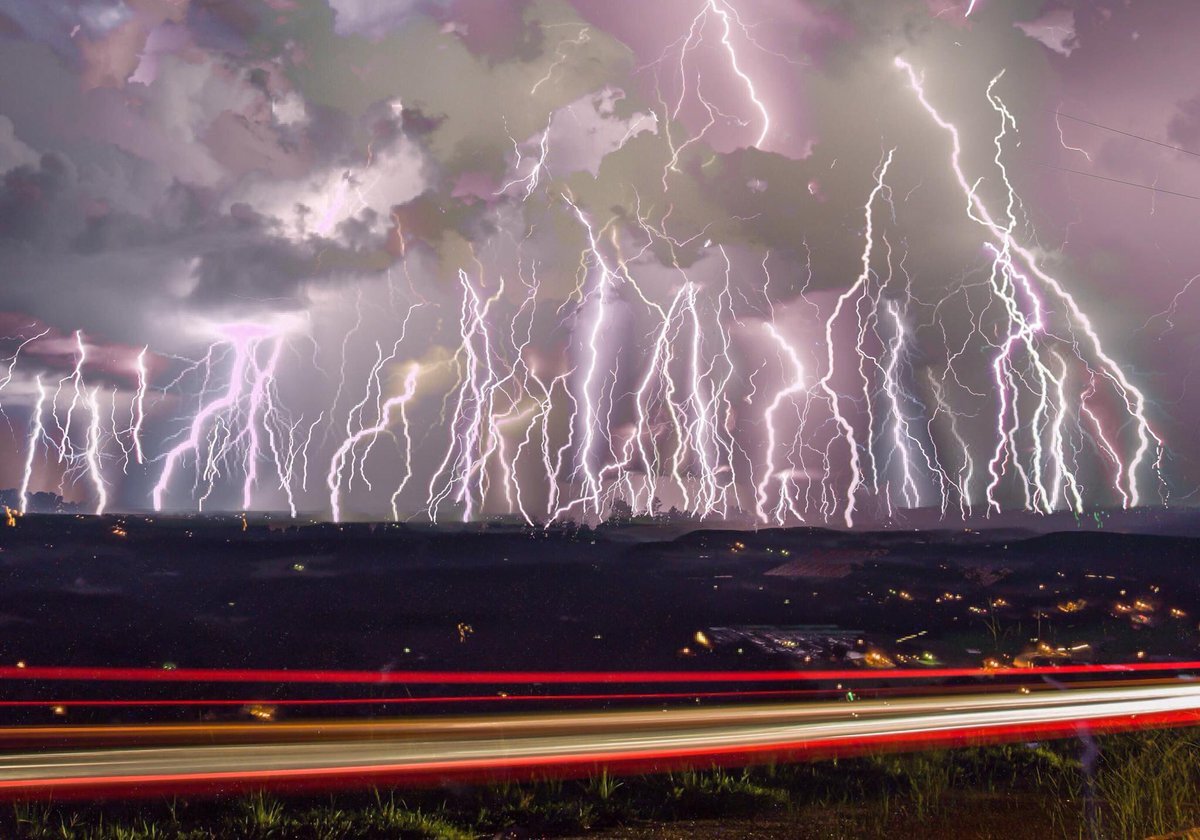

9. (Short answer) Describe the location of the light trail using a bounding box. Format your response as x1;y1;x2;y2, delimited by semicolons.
0;691;826;710
0;660;1196;685
0;678;1185;713
0;682;1196;797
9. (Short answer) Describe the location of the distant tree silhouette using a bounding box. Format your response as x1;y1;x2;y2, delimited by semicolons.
606;498;633;525
0;489;78;514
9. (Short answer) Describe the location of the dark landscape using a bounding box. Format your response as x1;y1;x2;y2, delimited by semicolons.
3;511;1200;680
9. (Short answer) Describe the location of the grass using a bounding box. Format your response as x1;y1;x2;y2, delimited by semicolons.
1091;729;1200;839
5;728;1200;838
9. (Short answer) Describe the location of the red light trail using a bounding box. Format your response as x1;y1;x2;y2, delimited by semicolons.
0;684;1196;799
0;661;1195;685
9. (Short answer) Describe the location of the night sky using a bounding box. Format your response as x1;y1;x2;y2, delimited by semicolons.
0;0;1196;524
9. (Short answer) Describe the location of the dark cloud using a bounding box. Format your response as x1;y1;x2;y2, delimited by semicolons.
1167;92;1200;151
188;234;314;307
0;153;80;247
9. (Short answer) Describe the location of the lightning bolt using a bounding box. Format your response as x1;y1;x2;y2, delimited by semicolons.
652;0;774;189
328;363;421;522
895;57;1162;512
814;147;896;527
152;321;300;513
19;375;45;516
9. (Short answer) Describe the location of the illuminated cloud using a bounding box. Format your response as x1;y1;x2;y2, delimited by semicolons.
1014;8;1078;57
0;116;38;173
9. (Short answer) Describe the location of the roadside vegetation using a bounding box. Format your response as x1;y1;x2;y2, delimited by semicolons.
7;728;1200;839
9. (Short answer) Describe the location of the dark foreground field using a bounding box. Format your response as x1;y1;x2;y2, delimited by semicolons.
6;729;1200;839
2;511;1200;685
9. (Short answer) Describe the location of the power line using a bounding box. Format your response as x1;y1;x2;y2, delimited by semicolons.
1055;111;1200;159
1034;161;1200;202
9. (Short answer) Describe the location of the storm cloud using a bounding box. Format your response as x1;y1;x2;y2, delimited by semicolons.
0;0;1195;522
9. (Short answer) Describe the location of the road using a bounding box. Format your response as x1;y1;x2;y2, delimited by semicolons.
0;680;1197;797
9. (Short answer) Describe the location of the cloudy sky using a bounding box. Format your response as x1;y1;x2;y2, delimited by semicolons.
0;0;1196;524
